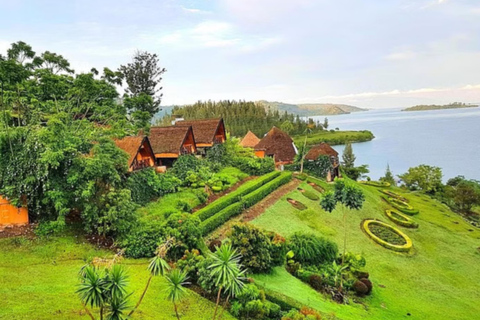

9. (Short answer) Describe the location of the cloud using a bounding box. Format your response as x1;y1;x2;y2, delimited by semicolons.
181;6;211;14
385;50;418;61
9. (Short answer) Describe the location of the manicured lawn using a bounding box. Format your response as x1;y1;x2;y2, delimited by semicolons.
0;234;234;320
252;181;480;320
292;130;374;147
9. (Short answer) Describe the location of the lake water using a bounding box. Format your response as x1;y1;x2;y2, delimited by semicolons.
310;108;480;182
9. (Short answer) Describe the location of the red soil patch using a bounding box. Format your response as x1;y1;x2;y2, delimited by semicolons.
0;224;36;239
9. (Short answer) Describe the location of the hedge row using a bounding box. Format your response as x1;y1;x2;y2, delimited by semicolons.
199;172;292;235
385;210;419;229
194;171;281;221
261;287;303;311
382;196;419;215
362;220;413;252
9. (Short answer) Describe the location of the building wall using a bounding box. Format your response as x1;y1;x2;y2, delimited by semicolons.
0;196;29;226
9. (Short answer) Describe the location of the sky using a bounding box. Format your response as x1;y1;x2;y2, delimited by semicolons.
1;0;480;108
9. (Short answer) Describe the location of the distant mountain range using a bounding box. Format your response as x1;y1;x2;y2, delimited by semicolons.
402;102;479;112
256;100;368;116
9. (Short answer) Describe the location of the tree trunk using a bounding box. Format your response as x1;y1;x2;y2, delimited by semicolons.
300;135;307;173
99;306;103;320
212;286;223;320
174;302;180;320
81;302;96;320
128;275;153;317
217;294;230;320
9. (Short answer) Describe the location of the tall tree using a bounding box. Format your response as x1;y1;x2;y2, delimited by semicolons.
323;117;329;130
399;165;443;193
380;164;396;186
342;142;356;168
119;51;166;117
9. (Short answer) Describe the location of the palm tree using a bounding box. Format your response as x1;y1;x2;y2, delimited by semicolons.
209;243;246;320
165;269;189;320
128;238;173;317
77;266;106;320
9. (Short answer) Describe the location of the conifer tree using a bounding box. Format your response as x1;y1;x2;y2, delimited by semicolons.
342;142;356;169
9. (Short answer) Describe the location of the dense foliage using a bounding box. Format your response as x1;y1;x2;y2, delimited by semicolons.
287;233;338;265
158;100;325;137
399;164;443;193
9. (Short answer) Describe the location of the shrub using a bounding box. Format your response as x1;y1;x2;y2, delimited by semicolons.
35;220;65;237
242;172;292;208
268;232;288;266
288;233;338;265
177;249;205;282
309;274;323;290
195;171;281;221
383;196;419;215
281;307;322;320
233;156;275;176
229;224;285;273
300;189;320;201
362;220;413;252
231;284;281;320
353;280;369;296
127;168;181;205
164;213;203;259
360;278;373;294
199;202;244;235
208;239;222;252
121;220;165;258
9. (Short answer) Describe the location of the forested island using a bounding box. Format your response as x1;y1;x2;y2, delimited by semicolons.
256;100;367;116
402;102;479;112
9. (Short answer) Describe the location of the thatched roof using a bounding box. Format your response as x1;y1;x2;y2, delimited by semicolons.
255;127;297;162
114;136;149;166
305;143;338;161
239;131;260;148
175;118;224;145
149;126;194;154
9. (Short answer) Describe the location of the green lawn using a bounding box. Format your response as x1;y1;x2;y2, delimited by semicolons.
251;181;480;320
0;234;234;320
292;130;374;147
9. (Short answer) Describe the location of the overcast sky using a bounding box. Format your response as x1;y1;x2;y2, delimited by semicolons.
1;0;480;108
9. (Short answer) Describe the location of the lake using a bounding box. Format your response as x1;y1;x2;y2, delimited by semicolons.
310;107;480;182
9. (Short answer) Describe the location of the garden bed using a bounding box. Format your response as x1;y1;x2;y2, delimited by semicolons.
379;189;408;202
359;181;391;187
297;188;320;201
308;182;324;193
362;220;412;252
287;198;307;210
385;210;419;228
383;196;419;215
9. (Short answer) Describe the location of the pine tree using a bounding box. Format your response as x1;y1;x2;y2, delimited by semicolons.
323;117;329;130
380;164;396;186
342;142;356;169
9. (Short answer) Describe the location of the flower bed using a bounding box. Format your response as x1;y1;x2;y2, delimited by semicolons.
287;198;307;210
362;220;412;252
359;181;391;187
308;182;324;193
297;188;320;201
384;196;419;215
385;210;419;228
379;189;408;202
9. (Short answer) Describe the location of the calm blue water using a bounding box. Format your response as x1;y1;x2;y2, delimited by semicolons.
310;108;480;181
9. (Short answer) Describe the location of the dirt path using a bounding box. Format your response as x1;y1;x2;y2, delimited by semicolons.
206;179;301;241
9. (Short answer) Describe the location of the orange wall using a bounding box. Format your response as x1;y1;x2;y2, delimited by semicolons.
183;130;197;153
0;196;29;226
255;150;265;158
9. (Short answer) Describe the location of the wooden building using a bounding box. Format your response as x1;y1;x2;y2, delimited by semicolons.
0;196;29;226
149;126;197;167
254;127;298;168
239;130;260;148
114;136;156;172
304;143;341;182
175;118;226;153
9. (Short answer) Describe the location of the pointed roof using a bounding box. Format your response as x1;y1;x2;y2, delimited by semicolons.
149;126;195;154
114;136;152;167
255;127;297;162
239;131;260;148
305;143;338;160
175;118;225;145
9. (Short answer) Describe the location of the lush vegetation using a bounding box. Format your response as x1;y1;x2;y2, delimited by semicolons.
292;130;374;147
251;179;480;319
402;102;478;112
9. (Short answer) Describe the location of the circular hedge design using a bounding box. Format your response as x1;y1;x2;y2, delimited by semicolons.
385;210;419;228
287;198;307;210
362;220;413;252
379;189;408;202
384;197;419;215
359;181;391;187
297;188;320;201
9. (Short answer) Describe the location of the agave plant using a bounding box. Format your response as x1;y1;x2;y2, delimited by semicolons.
165;269;189;320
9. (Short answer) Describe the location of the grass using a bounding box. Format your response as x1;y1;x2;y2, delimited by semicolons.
293;130;374;147
0;233;234;320
251;181;480;320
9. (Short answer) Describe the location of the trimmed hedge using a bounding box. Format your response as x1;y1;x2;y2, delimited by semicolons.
385;210;419;228
362;220;413;252
379;189;408;202
194;171;281;221
383;196;419;215
261;287;303;311
199;172;292;235
359;180;391;187
299;189;320;201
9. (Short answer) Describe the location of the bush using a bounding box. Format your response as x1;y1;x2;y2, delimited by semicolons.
281;307;322;320
300;189;320;201
231;284;282;320
288;233;338;265
229;224;285;273
177;249;205;282
199;202;244;235
164;213;203;259
127;168;181;205
195;171;281;222
35;220;65;237
353;280;369;296
121;220;165;258
233;156;275;176
242;172;292;207
360;278;373;294
309;274;323;290
208;239;222;252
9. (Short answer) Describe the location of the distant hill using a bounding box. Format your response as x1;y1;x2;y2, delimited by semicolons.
256;100;367;116
402;102;479;112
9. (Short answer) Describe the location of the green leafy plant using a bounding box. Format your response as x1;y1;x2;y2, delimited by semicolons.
287;233;338;266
